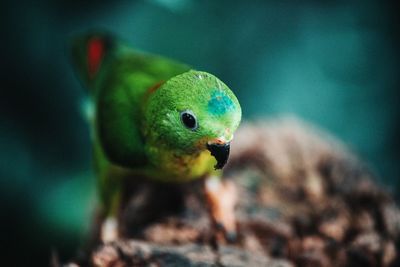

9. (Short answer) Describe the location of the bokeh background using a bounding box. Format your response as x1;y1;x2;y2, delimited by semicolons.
1;0;399;266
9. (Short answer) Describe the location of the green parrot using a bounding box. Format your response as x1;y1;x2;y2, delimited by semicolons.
71;32;242;242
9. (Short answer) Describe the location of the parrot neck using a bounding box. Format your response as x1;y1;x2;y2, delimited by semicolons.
144;144;216;181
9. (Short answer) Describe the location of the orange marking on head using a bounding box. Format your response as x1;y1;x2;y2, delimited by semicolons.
143;81;165;103
87;37;105;78
210;137;227;145
147;81;164;94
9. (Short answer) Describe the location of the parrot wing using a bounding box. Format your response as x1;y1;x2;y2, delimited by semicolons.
70;32;115;94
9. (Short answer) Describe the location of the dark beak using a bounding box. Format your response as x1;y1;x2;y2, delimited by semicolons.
207;142;231;170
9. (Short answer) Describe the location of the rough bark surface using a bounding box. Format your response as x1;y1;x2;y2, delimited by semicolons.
65;117;400;267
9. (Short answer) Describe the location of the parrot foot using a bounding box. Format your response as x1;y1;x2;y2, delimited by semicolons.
101;217;119;243
204;176;238;243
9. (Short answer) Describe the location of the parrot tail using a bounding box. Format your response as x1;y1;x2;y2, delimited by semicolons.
70;31;116;93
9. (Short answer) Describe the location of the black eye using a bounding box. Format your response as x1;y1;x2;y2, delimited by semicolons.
180;110;198;130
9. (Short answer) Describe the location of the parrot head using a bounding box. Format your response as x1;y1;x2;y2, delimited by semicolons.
145;70;241;170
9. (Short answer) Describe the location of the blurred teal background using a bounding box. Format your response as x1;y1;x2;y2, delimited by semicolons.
1;0;399;266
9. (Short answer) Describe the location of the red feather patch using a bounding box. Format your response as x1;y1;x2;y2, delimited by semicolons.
87;37;105;78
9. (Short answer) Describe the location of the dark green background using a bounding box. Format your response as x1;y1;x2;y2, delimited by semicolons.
1;0;399;266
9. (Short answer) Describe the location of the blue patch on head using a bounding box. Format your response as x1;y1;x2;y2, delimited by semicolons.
208;90;234;115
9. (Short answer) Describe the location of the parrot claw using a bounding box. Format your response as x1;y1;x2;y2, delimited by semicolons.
204;177;238;243
225;231;237;243
101;217;119;243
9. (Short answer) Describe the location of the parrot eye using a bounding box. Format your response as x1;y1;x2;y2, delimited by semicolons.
180;110;198;130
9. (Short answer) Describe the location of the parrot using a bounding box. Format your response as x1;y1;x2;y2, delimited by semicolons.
70;32;242;243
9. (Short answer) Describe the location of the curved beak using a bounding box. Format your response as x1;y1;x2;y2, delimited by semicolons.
207;138;231;170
